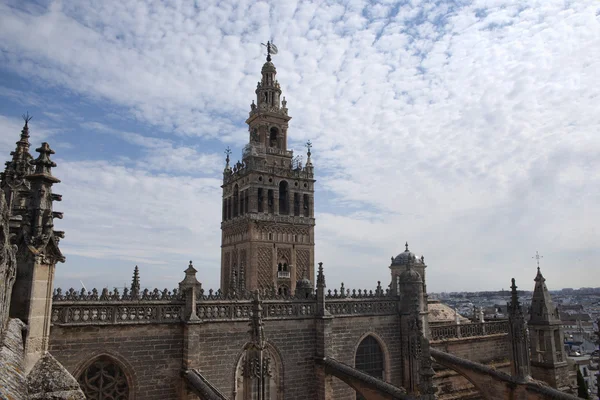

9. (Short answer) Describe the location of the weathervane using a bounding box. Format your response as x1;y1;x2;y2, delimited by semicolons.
305;140;312;156
532;251;543;269
22;112;32;124
261;41;279;62
225;146;231;164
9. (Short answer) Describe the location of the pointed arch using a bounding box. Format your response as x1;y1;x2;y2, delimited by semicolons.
278;181;289;215
354;332;391;381
74;351;136;400
233;341;284;400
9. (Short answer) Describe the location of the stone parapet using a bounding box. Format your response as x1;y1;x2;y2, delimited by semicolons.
52;286;399;326
430;320;509;342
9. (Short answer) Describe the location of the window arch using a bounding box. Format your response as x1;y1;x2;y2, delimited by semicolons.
269;127;279;148
355;335;385;400
77;356;130;399
277;286;289;296
278;181;289;215
233;185;239;218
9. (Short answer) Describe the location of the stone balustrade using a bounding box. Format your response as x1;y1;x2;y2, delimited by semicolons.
429;320;509;342
51;285;399;326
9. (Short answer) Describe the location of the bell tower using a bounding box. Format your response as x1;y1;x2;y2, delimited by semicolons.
220;43;316;295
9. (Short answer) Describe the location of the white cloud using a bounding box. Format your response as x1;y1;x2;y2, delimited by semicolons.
1;0;599;292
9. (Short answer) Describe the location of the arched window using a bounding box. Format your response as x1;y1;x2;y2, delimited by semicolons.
355;335;384;399
278;181;289;215
78;356;130;399
278;286;288;296
269;127;279;148
233;185;239;217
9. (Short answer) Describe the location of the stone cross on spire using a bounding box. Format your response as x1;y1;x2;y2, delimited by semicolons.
532;251;543;270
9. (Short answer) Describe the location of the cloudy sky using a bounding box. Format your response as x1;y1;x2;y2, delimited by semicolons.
1;0;599;293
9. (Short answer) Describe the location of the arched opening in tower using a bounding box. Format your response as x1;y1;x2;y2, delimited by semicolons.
278;181;289;215
269;127;279;148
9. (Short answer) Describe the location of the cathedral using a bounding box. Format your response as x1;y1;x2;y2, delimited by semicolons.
0;47;578;400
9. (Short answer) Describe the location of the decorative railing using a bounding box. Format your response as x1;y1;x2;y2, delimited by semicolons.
277;271;291;279
51;301;184;325
430;320;509;341
52;287;182;301
326;299;397;317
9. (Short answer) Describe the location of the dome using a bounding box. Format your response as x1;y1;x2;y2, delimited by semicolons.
261;61;276;72
400;266;422;282
296;277;312;289
391;242;423;266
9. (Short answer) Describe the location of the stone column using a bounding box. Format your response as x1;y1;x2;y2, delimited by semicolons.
273;187;279;214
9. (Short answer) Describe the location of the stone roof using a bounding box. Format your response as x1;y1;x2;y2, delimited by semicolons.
28;352;85;399
428;300;470;324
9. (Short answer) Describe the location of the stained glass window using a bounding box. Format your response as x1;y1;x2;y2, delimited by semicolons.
78;356;129;400
355;335;384;400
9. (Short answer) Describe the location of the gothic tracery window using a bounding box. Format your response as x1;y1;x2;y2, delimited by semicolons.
355;335;385;400
78;356;130;400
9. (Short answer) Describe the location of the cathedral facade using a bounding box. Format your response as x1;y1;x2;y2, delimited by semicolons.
0;51;577;400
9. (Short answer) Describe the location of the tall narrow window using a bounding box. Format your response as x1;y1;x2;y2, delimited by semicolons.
279;181;289;215
240;190;245;216
233;185;239;218
355;335;384;400
268;189;274;213
258;188;264;212
78;356;130;400
223;199;227;221
538;330;546;351
269;127;279;148
303;194;310;217
294;193;300;216
227;198;232;220
245;191;249;213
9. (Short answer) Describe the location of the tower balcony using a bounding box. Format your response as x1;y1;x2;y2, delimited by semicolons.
243;143;293;159
277;271;291;279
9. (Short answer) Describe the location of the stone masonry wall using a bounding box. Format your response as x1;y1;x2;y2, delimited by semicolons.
49;324;185;400
185;317;317;400
432;334;511;399
328;315;402;400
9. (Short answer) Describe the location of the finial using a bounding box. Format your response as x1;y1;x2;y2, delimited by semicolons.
532;251;543;269
32;142;59;178
22;112;32;127
261;40;279;62
131;265;141;297
405;242;409;251
224;146;231;170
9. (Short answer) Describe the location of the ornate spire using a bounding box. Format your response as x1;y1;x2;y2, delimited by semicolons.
1;113;35;209
509;278;521;315
130;265;140;297
30;143;59;182
305;140;312;165
224;147;231;173
507;278;531;380
405;242;409;251
316;262;325;288
22;142;64;260
529;266;560;324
